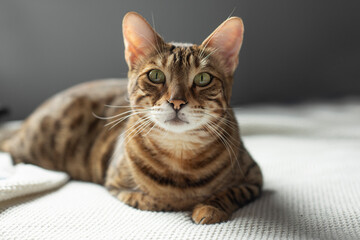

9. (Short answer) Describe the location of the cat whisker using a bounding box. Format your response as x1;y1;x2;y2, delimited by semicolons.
98;106;164;123
124;117;153;145
103;108;168;128
93;109;144;120
118;115;152;144
204;123;237;171
203;112;239;130
206;113;242;146
104;109;150;124
104;104;149;109
206;121;241;172
106;110;151;130
208;118;242;146
207;120;238;150
208;118;245;174
104;104;163;112
188;109;238;130
143;120;157;136
120;114;151;136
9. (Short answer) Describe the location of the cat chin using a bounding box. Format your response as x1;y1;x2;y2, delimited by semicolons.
155;120;199;133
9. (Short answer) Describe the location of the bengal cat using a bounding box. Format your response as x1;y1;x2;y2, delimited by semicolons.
1;12;262;224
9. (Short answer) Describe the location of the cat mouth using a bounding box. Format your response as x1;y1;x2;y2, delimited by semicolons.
164;116;189;125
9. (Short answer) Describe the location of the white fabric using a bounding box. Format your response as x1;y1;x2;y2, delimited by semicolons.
0;152;69;202
0;99;359;239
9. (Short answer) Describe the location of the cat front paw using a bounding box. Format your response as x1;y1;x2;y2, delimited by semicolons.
192;204;229;224
117;191;168;211
117;191;147;210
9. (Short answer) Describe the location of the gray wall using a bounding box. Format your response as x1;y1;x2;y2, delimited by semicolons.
1;0;360;120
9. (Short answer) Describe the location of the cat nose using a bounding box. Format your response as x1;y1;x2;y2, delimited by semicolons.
168;99;187;111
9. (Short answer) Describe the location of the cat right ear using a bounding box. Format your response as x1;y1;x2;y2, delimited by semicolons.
122;12;164;69
200;17;244;74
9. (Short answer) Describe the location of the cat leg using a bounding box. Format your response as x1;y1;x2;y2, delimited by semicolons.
105;171;173;211
192;183;261;224
109;189;173;211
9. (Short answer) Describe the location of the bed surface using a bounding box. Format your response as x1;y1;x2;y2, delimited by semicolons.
1;99;359;239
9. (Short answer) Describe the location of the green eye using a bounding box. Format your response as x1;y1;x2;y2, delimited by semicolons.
194;72;212;87
148;69;165;84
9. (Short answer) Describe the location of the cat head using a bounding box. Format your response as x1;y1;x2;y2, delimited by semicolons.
123;12;244;133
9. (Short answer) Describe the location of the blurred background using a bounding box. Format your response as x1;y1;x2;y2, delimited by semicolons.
1;0;360;121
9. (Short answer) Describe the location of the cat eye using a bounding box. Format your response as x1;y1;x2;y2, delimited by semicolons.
193;72;212;87
148;69;165;84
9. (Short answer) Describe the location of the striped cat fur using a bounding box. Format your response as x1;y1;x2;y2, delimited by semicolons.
1;12;262;224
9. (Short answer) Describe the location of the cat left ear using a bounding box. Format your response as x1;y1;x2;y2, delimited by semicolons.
122;12;164;69
200;17;244;74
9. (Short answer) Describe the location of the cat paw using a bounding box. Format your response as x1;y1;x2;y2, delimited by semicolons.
117;191;164;211
192;204;229;224
117;191;145;210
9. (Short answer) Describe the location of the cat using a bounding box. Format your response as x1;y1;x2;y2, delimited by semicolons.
0;12;262;224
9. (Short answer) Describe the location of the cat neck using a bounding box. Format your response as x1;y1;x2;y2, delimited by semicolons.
148;126;213;151
125;115;215;161
144;127;216;172
123;114;239;173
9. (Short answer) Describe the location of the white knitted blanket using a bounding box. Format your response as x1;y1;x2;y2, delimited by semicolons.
0;152;69;202
0;99;359;240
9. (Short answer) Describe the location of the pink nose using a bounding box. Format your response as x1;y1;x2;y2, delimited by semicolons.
168;99;186;110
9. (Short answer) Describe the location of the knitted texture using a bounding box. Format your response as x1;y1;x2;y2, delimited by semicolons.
0;99;359;239
0;153;69;202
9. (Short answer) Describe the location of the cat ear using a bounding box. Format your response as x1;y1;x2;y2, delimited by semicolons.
200;17;244;74
122;12;164;69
